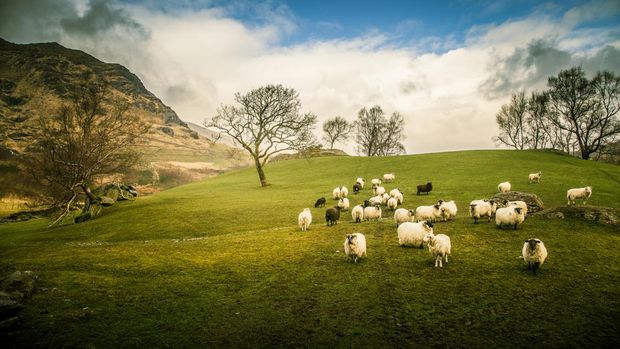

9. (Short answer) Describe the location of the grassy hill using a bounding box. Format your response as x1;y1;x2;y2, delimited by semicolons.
1;150;619;347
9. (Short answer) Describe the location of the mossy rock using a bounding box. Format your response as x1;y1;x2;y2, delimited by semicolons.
491;191;545;214
535;206;620;226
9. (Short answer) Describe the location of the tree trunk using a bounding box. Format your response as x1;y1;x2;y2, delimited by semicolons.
75;184;102;223
254;158;269;187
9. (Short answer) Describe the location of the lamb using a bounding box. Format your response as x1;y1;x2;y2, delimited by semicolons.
528;171;542;183
393;208;415;226
498;181;511;193
356;177;365;188
363;205;382;221
389;188;402;198
415;204;442;222
469;199;497;224
397;221;433;248
416;182;432;195
344;233;367;263
437;200;457;221
567;186;592;205
314;197;326;208
495;206;525;230
353;182;362;194
351;205;365;223
371;178;382;186
325;206;341;226
332;187;342;200
340;186;349;198
373;185;386;196
423;232;452;268
522;238;548;275
337;197;350;211
383;173;395;182
387;197;398;210
297;208;312;232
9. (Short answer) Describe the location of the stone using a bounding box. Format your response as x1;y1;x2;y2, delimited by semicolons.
491;191;545;214
158;126;174;136
0;271;39;300
99;196;115;206
535;206;620;226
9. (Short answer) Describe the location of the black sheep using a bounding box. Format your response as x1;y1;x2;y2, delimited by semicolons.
314;197;326;208
417;182;433;195
353;182;362;194
325;206;341;226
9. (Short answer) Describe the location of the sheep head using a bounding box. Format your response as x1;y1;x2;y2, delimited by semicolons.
526;238;542;250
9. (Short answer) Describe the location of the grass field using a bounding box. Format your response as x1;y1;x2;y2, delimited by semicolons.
1;150;619;348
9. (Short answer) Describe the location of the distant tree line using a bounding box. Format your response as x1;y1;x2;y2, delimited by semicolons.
494;67;620;160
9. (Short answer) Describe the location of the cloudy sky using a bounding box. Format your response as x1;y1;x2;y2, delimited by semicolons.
1;0;619;154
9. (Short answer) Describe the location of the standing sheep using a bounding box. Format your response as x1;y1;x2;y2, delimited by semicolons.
389;188;402;198
371;178;382;186
340;186;349;198
397;221;433;248
325;207;341;226
356;177;365;188
416;182;433;195
298;208;312;232
423;232;452;268
469;199;497;224
314;197;326;208
351;205;365;223
522;238;548;275
337;197;350;211
363;205;382;221
383;173;395;182
387;197;398;210
495;206;525;230
566;186;592;205
393;191;404;204
528;171;542;183
437;200;458;221
498;181;511;193
344;233;367;263
373;185;386;196
393;208;415;226
353;182;362;194
332;187;342;200
415;204;442;222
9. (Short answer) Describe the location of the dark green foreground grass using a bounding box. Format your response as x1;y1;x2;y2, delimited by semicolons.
1;150;619;348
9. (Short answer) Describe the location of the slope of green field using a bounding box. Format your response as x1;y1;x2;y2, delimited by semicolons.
1;150;619;348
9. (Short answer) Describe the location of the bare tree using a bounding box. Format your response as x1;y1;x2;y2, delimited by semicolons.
353;105;406;156
493;91;528;149
27;82;149;225
524;92;550;149
546;67;619;159
206;84;317;187
322;116;351;149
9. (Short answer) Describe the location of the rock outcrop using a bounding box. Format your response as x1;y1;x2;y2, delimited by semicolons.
491;191;545;214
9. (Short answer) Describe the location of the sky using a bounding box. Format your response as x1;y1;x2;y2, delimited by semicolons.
1;0;619;154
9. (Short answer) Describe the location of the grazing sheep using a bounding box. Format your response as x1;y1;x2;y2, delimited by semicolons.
298;208;312;232
387;197;398;210
389;188;402;198
393;191;404;204
423;232;452;268
340;186;349;198
338;197;350;211
351;205;365;223
356;178;365;188
397;221;433;248
344;233;367;263
498;181;511;193
522;238;548;275
415;204;442;222
363;205;382;221
528;171;542;183
332;187;342;200
495;206;524;230
371;178;382;186
437;200;458;221
416;182;432;195
383;173;395;182
469;199;497;224
373;185;386;196
353;182;362;194
567;186;592;205
325;207;341;226
368;195;383;206
381;193;391;204
394;208;415;226
314;197;326;208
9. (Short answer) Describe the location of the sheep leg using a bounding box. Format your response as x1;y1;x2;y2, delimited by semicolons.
514;224;517;230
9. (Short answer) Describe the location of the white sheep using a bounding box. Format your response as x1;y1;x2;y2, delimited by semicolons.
381;193;391;204
423;232;452;268
373;185;386;196
397;221;433;248
383;173;395;182
495;206;525;229
506;200;528;216
522;238;548;275
351;205;365;223
332;187;341;200
371;178;382;186
356;177;365;188
389;188;401;198
363;205;382;221
498;181;511;193
393;208;415;226
340;186;349;198
337;197;350;211
392;191;404;204
438;200;457;221
344;233;367;263
387;197;398;210
528;171;542;183
415;204;442;222
566;186;592;205
368;195;383;206
469;199;497;224
297;208;312;232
